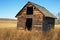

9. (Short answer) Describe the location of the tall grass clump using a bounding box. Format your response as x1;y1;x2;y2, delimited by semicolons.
0;27;60;40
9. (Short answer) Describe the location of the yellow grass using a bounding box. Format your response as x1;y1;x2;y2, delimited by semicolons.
0;25;60;40
0;19;60;40
0;19;17;28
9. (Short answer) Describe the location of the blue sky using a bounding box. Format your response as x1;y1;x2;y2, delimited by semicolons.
0;0;60;19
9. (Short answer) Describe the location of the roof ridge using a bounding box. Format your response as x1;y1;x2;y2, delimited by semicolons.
27;1;44;8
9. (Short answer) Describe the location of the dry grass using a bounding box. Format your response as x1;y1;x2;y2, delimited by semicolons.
0;19;17;28
0;25;60;40
0;19;60;40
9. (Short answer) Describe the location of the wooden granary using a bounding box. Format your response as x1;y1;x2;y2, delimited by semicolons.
15;2;57;31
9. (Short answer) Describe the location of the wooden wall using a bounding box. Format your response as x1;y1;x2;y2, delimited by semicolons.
32;7;43;30
16;2;55;31
17;8;26;29
17;3;44;30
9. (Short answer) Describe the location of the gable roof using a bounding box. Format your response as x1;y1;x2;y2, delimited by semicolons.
15;1;57;19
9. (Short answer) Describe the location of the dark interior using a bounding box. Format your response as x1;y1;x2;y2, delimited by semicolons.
27;7;33;15
26;18;32;30
43;17;55;31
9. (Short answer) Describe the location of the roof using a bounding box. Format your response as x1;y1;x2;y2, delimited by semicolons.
15;1;57;19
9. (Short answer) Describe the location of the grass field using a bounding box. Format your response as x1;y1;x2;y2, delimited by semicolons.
0;18;17;28
0;25;60;40
0;19;60;40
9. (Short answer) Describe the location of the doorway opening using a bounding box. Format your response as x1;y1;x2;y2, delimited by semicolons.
26;18;32;30
27;7;33;15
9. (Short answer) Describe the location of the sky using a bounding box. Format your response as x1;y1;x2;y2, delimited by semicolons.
0;0;60;19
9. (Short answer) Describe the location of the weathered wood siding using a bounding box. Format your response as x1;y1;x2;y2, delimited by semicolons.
17;3;44;30
32;7;43;30
17;9;26;29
